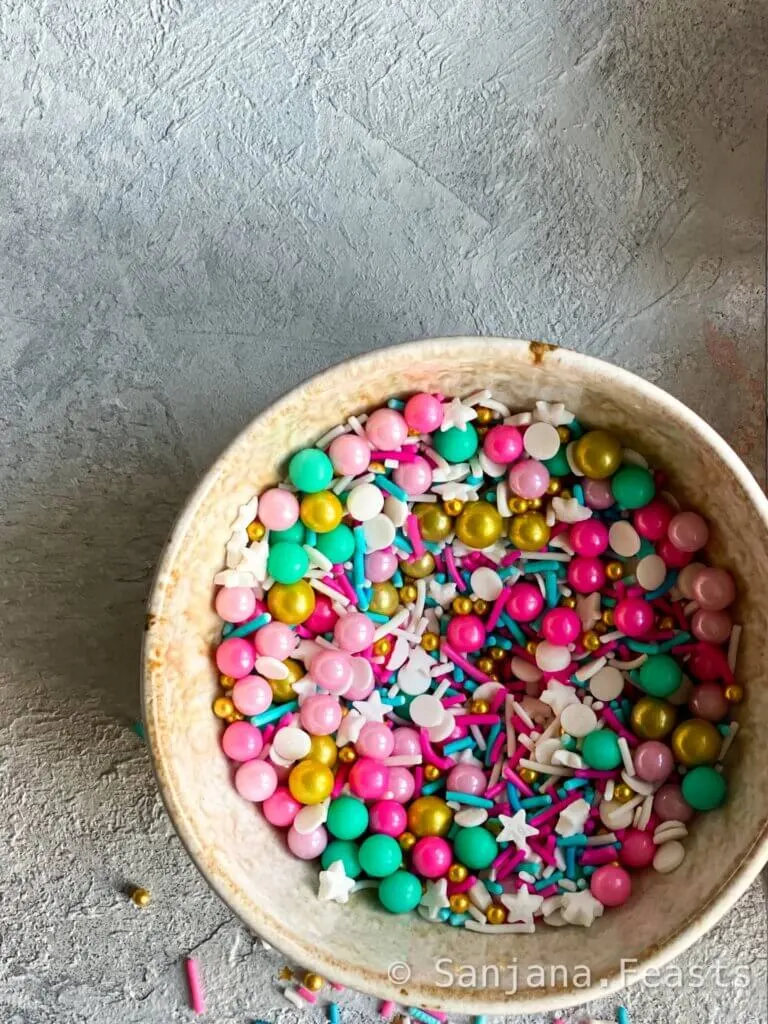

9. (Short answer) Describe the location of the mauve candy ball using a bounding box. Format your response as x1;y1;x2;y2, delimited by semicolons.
328;433;371;476
677;561;706;599
349;758;389;800
590;865;631;907
365;549;399;582
345;657;376;701
383;766;416;803
258;487;299;531
691;567;736;611
668;511;709;552
368;799;408;836
483;425;523;464
446;763;487;796
334;611;376;653
508;459;550;499
583;478;614;510
392;727;421;757
634;741;674;783
356;722;395;760
633;499;673;541
689;681;729;722
215;636;256;678
310;649;354;692
657;536;693;569
393;456;433;496
215;586;257;623
619;829;656;869
687;642;724;682
222;721;263;762
288;824;328;859
654;784;694;823
506;581;545;621
411;836;453;879
692;608;732;644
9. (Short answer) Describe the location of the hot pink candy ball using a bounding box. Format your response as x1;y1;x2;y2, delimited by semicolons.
691;608;732;644
668;511;709;553
254;621;296;659
310;649;354;693
633;499;673;541
657;537;693;569
508;460;550;499
334;612;376;653
216;636;255;678
234;758;277;802
393;456;433;496
590;864;631;907
446;763;487;796
299;695;342;735
356;721;395;760
691;567;736;611
392;727;421;757
567;556;606;595
328;433;371;476
634;740;674;783
365;549;398;582
688;681;729;722
345;657;375;701
411;837;453;879
222;721;263;761
215;586;257;623
654;784;694;823
506;581;545;622
583;478;615;510
365;408;408;450
368;799;408;836
404;392;444;433
483;425;523;464
258;488;299;531
288;824;328;860
232;675;273;716
541;607;582;646
304;593;338;633
349;757;389;800
262;786;301;827
614;597;654;637
687;643;724;682
446;614;486;653
569;520;609;557
383;766;416;803
619;829;656;869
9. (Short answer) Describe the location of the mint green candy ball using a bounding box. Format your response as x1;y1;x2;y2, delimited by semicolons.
543;446;571;477
321;840;362;878
682;765;727;811
432;424;479;464
582;729;622;770
271;521;306;545
288;448;333;493
639;654;682;698
611;465;656;509
378;870;422;914
267;541;309;584
326;796;369;840
316;523;355;564
359;834;403;878
453;826;497;870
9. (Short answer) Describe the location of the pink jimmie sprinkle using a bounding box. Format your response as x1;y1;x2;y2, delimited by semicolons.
454;714;501;727
185;958;205;1015
297;987;318;1004
405;513;426;558
528;791;582;827
503;769;534;798
444;546;465;591
486;588;510;631
536;884;559;898
500;550;522;567
496;848;527;880
413;765;424;796
370;448;417;462
446;874;478;895
601;705;639;746
332;763;350;797
419;729;454;770
489;731;505;765
379;1000;396;1018
581;846;620;867
442;644;492;682
331;567;358;604
425;1011;448;1022
485;780;505;800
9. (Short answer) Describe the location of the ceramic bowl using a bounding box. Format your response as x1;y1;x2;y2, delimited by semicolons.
143;337;768;1015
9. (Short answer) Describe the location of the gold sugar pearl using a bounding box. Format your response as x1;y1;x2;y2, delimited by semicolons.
279;966;294;981
423;764;441;782
658;616;675;631
525;640;539;656
304;973;325;992
399;831;417;851
368;461;386;473
373;637;392;656
486;905;506;925
507;496;529;514
219;674;236;690
226;711;245;723
443;498;464;516
593;621;608;637
557;426;571;443
247;520;266;542
528;497;543;510
452;596;474;616
447;863;468;883
338;745;357;764
490;646;505;661
560;596;577;609
605;561;624;581
546;478;562;496
519;768;539;784
399;583;418;603
475;406;496;425
559;489;572;500
725;684;744;703
476;657;494;674
449;893;470;914
421;631;440;652
213;697;234;719
613;783;633;803
583;631;601;652
602;609;615;627
131;887;151;909
469;699;489;715
473;598;488;615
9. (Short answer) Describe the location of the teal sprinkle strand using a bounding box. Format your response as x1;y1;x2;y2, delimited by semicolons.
226;612;271;639
250;700;298;727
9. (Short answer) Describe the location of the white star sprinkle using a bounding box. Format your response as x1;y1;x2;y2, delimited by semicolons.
496;810;540;851
555;798;591;837
352;689;388;723
213;568;257;589
552;496;592;524
576;592;602;630
397;647;434;696
500;889;544;923
432;481;479;502
533;401;574;427
560;889;604;927
226;527;250;568
540;680;581;716
318;860;356;904
336;709;366;746
291;679;319;705
428;579;458;606
440;397;478;432
235;540;269;581
419;878;450;920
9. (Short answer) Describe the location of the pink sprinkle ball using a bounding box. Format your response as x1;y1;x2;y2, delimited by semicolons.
590;864;632;907
288;824;328;860
657;536;693;569
508;459;549;499
634;740;674;783
411;836;453;879
369;799;408;836
300;695;343;735
222;720;263;761
310;649;355;692
404;392;444;433
365;549;398;582
689;681;730;722
234;758;277;802
619;829;656;869
365;408;408;450
691;567;736;611
541;607;582;646
654;784;694;823
345;658;376;701
349;757;389;800
356;721;395;760
686;643;724;682
393;456;433;496
232;675;273;716
328;433;371;476
254;621;297;659
216;636;256;678
633;498;673;541
614;597;654;637
446;762;487;796
262;786;301;827
446;613;486;653
567;556;606;595
677;562;705;599
506;581;545;622
691;608;732;644
383;766;416;803
304;593;338;634
668;510;709;552
215;586;257;623
569;520;609;556
582;478;614;510
483;424;523;464
392;727;421;757
258;487;299;531
334;612;376;653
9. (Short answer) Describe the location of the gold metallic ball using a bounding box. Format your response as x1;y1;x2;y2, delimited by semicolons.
546;479;562;496
289;759;334;805
338;745;357;764
725;684;744;703
631;696;676;740
525;639;539;656
613;783;633;803
421;631;440;652
219;674;236;690
473;598;488;615
399;583;418;603
671;719;721;766
557;426;571;443
414;502;453;543
400;552;436;579
528;498;543;510
443;498;465;516
398;831;417;851
309;734;338;768
304;973;324;992
475;406;496;425
602;609;615;627
269;677;296;703
476;426;489;439
423;764;441;782
368;461;386;473
573;430;623;479
131;887;151;908
583;631;601;652
658;616;675;631
282;658;305;685
508;511;551;552
213;696;234;719
469;699;489;715
519;767;539;784
369;581;400;615
593;621;608;636
448;863;468;883
300;490;343;533
452;596;474;616
490;646;505;662
449;894;470;914
605;561;625;581
456;501;504;549
373;637;392;656
477;657;494;674
247;520;266;542
267;580;316;625
226;711;245;723
486;905;506;925
407;796;453;837
560;596;577;609
507;496;529;514
488;671;500;681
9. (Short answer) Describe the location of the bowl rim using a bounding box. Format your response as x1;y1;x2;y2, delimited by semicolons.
142;335;768;1014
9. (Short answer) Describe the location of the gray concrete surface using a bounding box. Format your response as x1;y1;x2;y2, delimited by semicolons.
1;0;766;1021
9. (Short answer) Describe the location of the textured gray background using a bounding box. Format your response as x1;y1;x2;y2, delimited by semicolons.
1;0;766;1021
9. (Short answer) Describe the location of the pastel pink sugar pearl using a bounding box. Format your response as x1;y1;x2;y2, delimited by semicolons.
334;611;376;653
232;675;273;716
258;487;299;531
654;784;694;823
483;425;523;464
304;593;337;633
349;757;389;799
446;614;486;653
582;478;614;510
383;766;416;803
365;549;399;582
234;759;277;802
310;649;355;693
614;597;654;637
688;681;729;721
508;459;549;499
254;621;296;659
222;721;263;761
299;695;342;735
590;864;631;907
633;499;673;541
365;408;408;450
667;511;709;553
215;586;257;623
404;392;444;433
633;741;674;783
392;727;421;757
569;520;609;556
411;837;453;879
446;763;487;796
619;829;656;869
356;721;395;760
505;581;544;622
393;456;433;496
215;636;255;678
328;433;371;476
567;556;606;595
541;607;581;646
288;824;328;860
691;608;732;644
262;786;301;827
344;657;375;701
368;799;408;836
691;567;736;611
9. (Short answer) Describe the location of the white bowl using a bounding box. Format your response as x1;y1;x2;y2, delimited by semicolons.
143;337;768;1015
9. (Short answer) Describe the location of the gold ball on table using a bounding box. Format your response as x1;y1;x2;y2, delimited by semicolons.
519;768;539;784
219;674;236;690
338;745;357;764
601;609;615;626
489;646;505;661
131;887;151;908
247;520;266;542
525;640;539;656
399;552;436;579
546;478;562;496
414;502;453;542
582;631;601;652
528;498;543;510
572;430;623;479
475;406;496;425
299;490;343;533
507;496;529;514
369;581;400;615
473;598;488;615
508;511;551;551
407;796;453;837
557;426;571;443
373;637;392;656
631;696;676;740
304;973;325;992
613;783;633;803
671;719;721;766
476;657;494;674
560;596;577;609
469;699;489;715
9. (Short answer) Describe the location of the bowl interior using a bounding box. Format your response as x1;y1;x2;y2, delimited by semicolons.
144;338;768;1014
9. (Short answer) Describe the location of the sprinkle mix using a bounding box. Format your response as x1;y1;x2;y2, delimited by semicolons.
211;391;740;931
